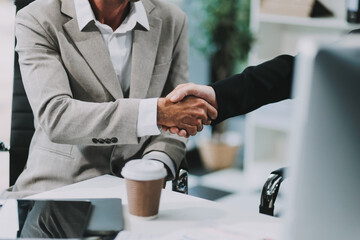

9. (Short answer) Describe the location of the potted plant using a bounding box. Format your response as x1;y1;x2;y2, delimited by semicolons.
190;0;254;170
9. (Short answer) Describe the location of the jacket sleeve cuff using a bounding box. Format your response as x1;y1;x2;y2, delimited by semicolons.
143;151;176;180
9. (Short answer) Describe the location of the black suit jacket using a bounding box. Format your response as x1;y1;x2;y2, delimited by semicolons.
211;55;295;124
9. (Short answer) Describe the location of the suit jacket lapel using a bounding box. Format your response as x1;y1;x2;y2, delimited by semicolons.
129;4;162;98
61;0;123;99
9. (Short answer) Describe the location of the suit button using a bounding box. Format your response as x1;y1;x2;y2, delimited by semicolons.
105;138;111;144
98;138;105;144
111;137;118;143
92;138;98;144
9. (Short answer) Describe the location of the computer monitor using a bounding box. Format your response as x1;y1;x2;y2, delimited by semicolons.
282;37;360;240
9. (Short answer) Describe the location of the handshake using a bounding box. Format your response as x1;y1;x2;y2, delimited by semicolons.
157;83;218;138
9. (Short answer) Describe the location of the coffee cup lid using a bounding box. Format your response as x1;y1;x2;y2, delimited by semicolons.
121;159;167;181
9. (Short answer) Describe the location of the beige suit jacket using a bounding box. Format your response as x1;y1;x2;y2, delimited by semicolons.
3;0;188;198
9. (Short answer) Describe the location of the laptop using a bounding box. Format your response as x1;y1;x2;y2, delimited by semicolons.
0;198;123;239
84;198;124;236
282;37;360;240
0;199;92;239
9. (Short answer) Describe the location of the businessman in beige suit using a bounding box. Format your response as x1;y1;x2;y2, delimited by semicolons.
2;0;217;198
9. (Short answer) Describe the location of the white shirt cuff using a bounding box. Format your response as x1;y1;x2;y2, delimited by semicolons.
143;151;176;179
137;98;161;137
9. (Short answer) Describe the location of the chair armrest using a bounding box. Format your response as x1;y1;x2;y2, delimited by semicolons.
0;142;9;152
259;167;286;216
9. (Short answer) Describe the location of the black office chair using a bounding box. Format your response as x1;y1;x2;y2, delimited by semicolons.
0;0;188;194
0;0;35;187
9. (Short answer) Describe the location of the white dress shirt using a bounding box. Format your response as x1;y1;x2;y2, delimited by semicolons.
74;0;176;178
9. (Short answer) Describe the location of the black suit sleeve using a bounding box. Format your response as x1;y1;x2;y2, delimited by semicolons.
211;55;295;124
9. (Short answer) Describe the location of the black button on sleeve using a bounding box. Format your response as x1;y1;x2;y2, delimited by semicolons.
111;137;118;143
98;138;105;144
92;138;98;144
105;138;111;144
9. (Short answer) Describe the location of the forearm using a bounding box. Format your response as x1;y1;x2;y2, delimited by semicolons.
212;55;295;124
35;96;141;145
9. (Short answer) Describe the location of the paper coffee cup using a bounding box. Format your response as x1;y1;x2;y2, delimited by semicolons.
121;160;167;220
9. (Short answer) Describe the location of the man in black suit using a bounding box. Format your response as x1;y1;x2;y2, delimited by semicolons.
164;55;295;137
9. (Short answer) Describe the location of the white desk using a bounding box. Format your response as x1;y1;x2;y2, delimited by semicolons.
27;175;281;239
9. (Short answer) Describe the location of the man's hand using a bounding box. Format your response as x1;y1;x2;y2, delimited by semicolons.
163;83;218;137
157;96;218;137
166;83;218;109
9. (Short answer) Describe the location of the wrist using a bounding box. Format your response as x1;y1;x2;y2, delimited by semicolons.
157;98;167;126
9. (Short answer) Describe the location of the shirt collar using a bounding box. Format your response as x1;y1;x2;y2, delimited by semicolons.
74;0;150;31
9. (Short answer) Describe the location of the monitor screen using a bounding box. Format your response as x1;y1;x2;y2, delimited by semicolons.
283;37;360;240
